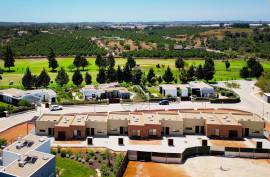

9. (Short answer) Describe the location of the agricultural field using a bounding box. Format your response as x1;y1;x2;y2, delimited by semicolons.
1;58;270;88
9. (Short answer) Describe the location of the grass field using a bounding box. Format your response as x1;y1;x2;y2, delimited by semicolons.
1;58;270;87
56;157;96;177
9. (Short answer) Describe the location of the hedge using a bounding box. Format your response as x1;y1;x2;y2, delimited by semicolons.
210;97;241;104
60;100;107;105
212;86;241;103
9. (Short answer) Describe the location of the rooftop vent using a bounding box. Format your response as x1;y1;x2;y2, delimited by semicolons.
42;155;49;160
39;137;45;142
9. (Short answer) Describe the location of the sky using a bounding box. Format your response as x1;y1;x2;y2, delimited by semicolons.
0;0;270;22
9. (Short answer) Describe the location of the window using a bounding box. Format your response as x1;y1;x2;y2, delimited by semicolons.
149;129;157;136
215;129;220;136
74;130;78;136
111;128;118;131
172;129;180;133
132;130;140;136
39;129;46;133
252;130;260;134
185;127;192;131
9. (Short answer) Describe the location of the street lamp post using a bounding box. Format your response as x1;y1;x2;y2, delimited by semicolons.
263;102;265;117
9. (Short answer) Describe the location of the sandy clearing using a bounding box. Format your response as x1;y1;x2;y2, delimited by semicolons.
129;139;161;145
124;157;270;177
210;140;250;148
124;161;189;177
184;156;270;177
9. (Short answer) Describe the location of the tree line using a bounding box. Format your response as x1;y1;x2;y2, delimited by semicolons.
124;49;228;59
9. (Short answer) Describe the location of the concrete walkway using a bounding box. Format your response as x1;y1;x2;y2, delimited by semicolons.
52;135;206;153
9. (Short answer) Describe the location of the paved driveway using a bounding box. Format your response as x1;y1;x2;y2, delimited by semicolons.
214;80;270;120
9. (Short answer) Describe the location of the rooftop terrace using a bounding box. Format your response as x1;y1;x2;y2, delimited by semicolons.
2;151;54;177
4;134;49;155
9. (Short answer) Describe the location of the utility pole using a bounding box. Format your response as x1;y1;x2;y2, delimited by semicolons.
263;102;265;117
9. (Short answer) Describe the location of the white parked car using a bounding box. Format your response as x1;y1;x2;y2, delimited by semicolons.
50;105;63;111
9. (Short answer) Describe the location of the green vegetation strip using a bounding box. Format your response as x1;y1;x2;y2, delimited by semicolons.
1;58;270;87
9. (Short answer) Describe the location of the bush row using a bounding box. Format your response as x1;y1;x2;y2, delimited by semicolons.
60;100;108;105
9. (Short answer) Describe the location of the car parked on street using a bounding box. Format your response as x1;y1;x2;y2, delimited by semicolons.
159;100;170;105
50;105;63;111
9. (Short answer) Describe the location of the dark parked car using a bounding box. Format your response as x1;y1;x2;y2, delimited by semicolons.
159;100;169;105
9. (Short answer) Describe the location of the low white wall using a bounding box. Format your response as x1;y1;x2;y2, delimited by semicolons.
225;151;240;157
128;151;137;161
240;152;254;158
151;156;166;163
254;153;269;158
166;157;181;164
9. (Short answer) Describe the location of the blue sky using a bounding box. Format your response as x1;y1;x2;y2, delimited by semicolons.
1;0;270;22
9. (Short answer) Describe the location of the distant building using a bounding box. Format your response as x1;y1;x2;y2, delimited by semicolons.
189;82;215;98
81;83;130;101
174;45;183;50
0;88;56;105
0;134;55;177
159;84;188;98
263;93;270;103
17;31;28;36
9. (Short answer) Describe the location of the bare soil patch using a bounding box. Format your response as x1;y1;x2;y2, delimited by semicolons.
124;161;190;177
0;122;35;144
210;140;248;148
129;139;161;145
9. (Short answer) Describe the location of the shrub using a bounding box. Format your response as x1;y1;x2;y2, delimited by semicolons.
210;97;240;103
60;149;67;157
0;138;7;147
100;164;111;177
18;99;31;107
86;150;94;160
76;153;81;160
51;149;57;155
57;146;61;153
66;148;73;156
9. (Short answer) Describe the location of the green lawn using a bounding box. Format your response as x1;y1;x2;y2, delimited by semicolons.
1;58;270;88
56;157;96;177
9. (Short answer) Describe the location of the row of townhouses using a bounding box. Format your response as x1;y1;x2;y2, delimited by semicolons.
35;111;265;140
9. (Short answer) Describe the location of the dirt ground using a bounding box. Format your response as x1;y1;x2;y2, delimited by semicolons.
184;156;270;177
210;140;250;148
124;157;270;177
0;122;35;144
129;139;161;145
124;161;189;177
